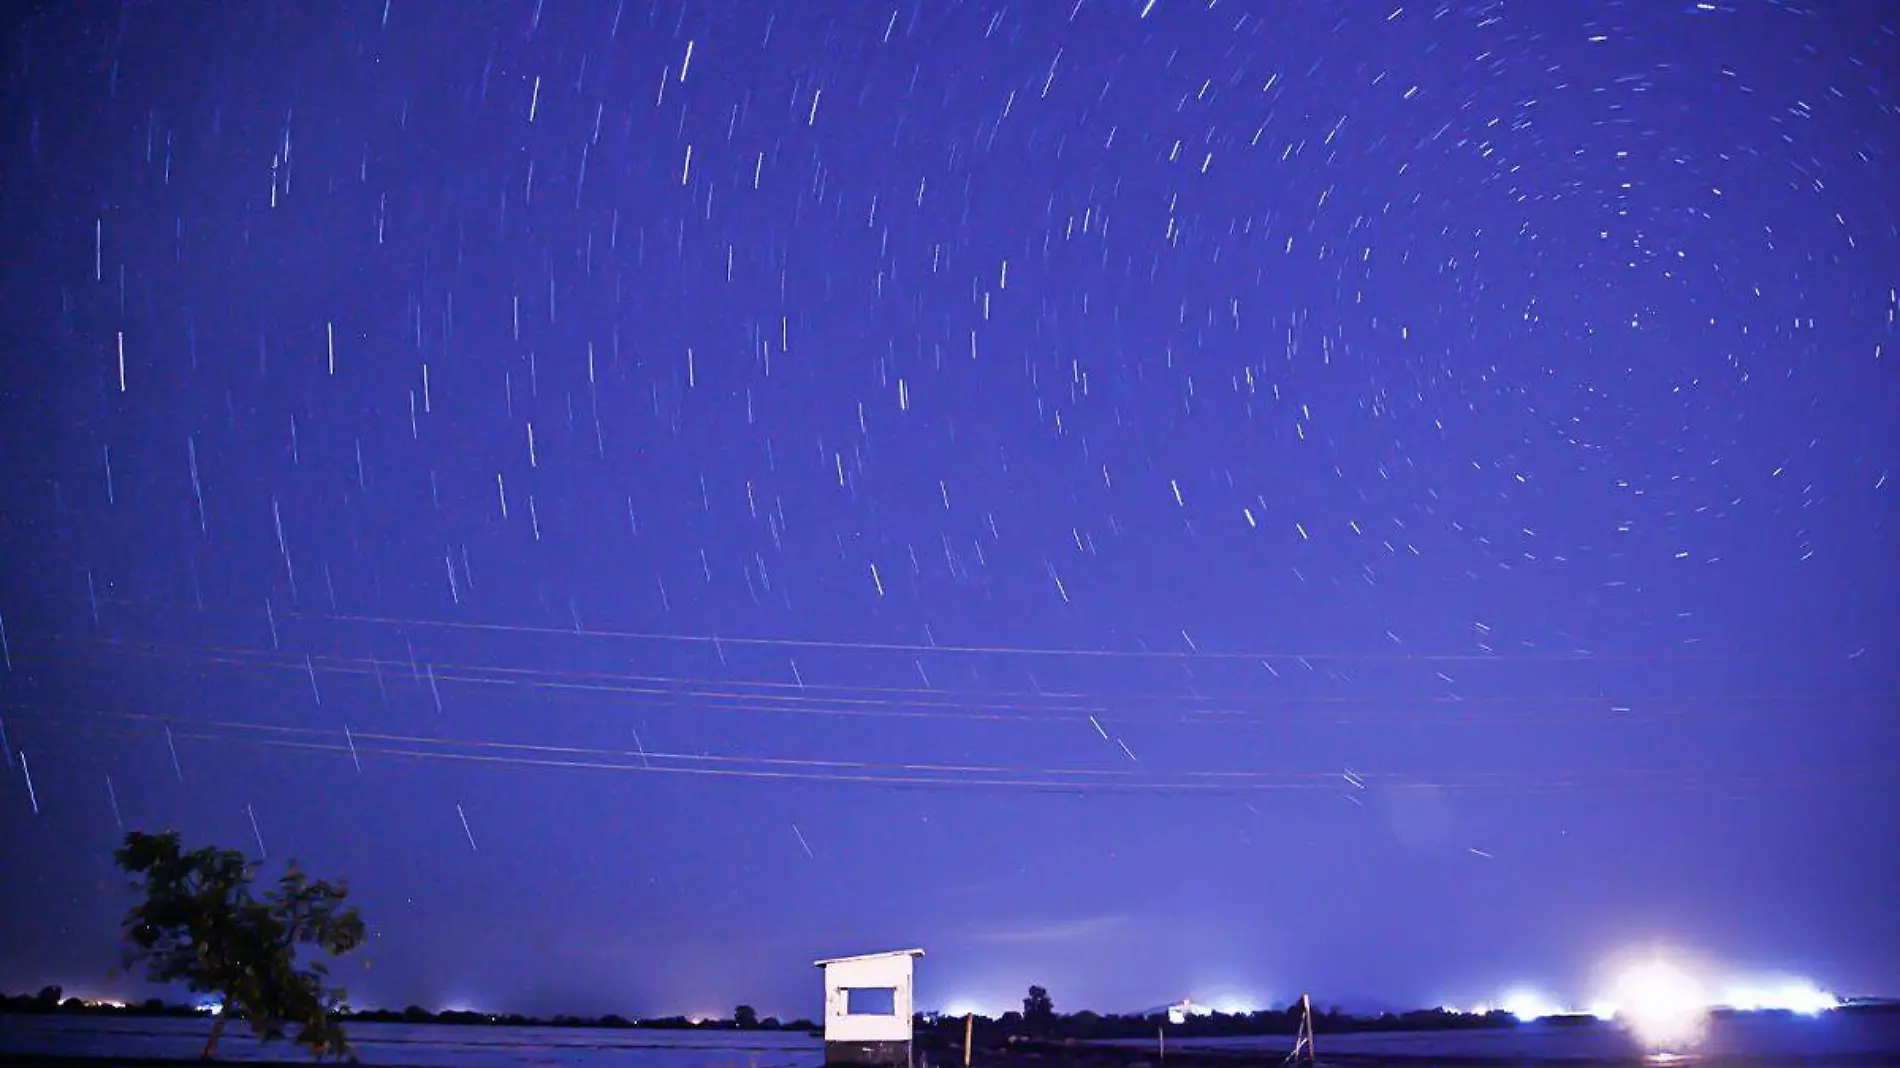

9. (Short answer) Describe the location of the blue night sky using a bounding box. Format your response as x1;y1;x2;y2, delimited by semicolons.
1;0;1896;1023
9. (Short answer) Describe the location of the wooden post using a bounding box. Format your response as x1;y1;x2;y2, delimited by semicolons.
963;1013;973;1068
1293;993;1316;1064
1158;1026;1165;1061
1305;994;1316;1063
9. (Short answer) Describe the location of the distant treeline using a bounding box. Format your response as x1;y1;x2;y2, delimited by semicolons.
0;987;815;1032
929;1003;1526;1043
925;998;1900;1044
346;1005;819;1033
6;984;1892;1036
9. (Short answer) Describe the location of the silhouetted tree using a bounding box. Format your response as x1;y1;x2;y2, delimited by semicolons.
34;986;63;1011
734;1004;759;1029
1023;986;1055;1032
115;830;366;1061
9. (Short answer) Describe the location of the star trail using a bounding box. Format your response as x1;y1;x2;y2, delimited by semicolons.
0;0;1896;1019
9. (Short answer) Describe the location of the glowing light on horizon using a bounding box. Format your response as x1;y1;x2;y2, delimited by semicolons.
1499;988;1564;1021
1580;948;1843;1047
940;998;1007;1019
1604;960;1710;1048
1191;986;1270;1016
1718;979;1838;1015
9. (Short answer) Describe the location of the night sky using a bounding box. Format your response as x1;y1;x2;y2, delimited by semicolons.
1;0;1897;1024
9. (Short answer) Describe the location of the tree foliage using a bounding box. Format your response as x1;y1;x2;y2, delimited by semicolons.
115;830;367;1061
1024;985;1055;1024
734;1004;759;1029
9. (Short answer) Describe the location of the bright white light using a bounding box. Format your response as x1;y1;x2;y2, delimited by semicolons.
1719;979;1838;1015
941;998;1004;1019
1606;961;1710;1048
1499;988;1562;1021
1166;999;1215;1024
1194;987;1267;1016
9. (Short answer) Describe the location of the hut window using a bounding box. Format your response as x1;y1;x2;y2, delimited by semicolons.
845;987;898;1016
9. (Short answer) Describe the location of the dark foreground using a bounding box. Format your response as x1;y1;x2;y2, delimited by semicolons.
8;1011;1900;1068
959;1035;1900;1066
10;1051;1900;1068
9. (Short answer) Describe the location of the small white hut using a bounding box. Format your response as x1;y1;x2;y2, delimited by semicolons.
813;948;925;1067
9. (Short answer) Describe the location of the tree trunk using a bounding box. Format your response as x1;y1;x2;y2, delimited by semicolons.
201;1014;227;1060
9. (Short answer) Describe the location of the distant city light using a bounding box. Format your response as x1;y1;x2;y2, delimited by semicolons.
1718;978;1838;1015
1578;949;1843;1048
1166;999;1215;1025
1433;960;1843;1038
1603;960;1710;1048
1498;988;1564;1021
940;997;1007;1018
